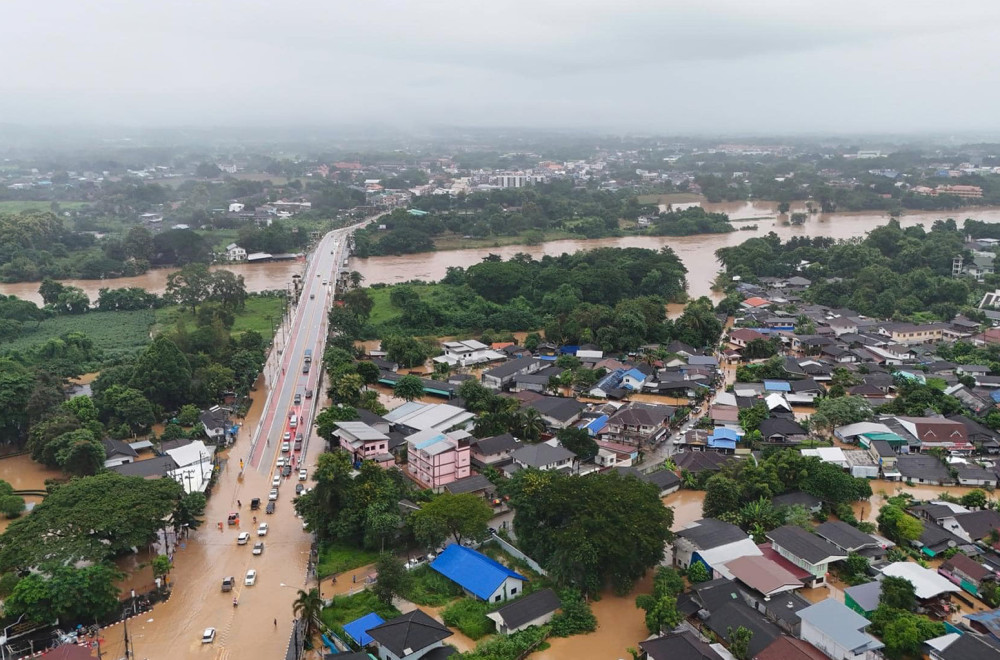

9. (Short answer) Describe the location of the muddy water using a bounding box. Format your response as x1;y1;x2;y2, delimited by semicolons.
663;489;707;528
349;203;1000;300
852;480;982;523
0;260;305;306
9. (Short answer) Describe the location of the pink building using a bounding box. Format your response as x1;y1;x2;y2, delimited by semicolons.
334;421;395;468
406;429;471;491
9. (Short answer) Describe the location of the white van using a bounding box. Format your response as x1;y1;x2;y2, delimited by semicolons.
289;414;298;428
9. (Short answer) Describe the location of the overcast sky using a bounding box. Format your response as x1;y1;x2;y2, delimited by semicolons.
2;0;1000;135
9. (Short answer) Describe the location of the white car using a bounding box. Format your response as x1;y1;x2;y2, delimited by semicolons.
281;442;290;453
202;628;216;644
237;532;250;545
269;488;279;501
276;457;286;468
298;468;308;481
244;569;257;586
257;523;268;536
272;475;281;487
283;431;291;441
252;541;264;555
322;280;328;285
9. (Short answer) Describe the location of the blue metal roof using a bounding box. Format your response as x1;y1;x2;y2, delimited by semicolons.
343;612;385;646
709;427;740;441
763;380;791;392
430;544;527;600
623;368;646;382
707;437;737;450
991;390;1000;404
580;415;609;436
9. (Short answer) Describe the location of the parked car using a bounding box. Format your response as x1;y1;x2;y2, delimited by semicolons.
294;393;301;404
257;523;268;536
268;488;278;501
244;569;257;586
298;469;308;481
281;442;290;453
266;500;275;514
202;628;216;644
221;577;235;592
237;532;250;545
282;464;292;477
305;389;313;399
276;457;286;468
294;438;302;451
272;475;281;487
252;541;264;555
283;431;291;442
295;483;305;495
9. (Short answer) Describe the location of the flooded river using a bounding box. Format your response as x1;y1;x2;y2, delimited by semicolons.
4;203;1000;305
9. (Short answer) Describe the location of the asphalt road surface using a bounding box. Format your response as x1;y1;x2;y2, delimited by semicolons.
98;227;354;659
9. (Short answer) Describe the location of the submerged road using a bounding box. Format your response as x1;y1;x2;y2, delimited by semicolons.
99;226;355;659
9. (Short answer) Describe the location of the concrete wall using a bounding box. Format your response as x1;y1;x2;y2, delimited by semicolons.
490;535;547;576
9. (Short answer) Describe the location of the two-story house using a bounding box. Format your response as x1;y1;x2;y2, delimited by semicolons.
405;429;471;491
604;403;675;448
335;421;394;467
482;357;542;391
896;416;974;453
673;518;762;576
508;442;576;474
797;599;884;660
225;243;247;262
766;525;847;587
436;340;504;367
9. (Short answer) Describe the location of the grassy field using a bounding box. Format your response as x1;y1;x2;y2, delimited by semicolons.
316;543;380;579
404;565;464;606
153;296;287;341
431;229;578;251
320;590;401;634
636;193;704;205
196;228;241;252
0;309;155;360
0;200;89;213
367;283;445;326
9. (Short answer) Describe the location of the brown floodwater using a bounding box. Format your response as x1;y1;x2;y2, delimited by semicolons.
348;203;1000;300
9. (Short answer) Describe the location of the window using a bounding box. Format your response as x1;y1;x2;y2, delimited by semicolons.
495;595;502;602
510;587;518;595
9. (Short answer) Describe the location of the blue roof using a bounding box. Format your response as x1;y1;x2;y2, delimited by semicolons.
709;427;740;441
579;415;609;436
622;369;646;385
763;380;791;392
538;355;557;361
991;390;1000;404
343;612;385;646
559;345;579;354
707;437;736;450
430;544;527;600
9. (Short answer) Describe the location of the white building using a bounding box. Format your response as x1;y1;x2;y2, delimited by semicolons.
225;243;247;262
798;599;883;660
228;202;245;213
166;440;216;494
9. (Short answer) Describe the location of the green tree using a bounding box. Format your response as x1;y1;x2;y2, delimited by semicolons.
63;395;98;423
329;371;364;406
393;374;425;402
292;588;323;642
686;562;711;584
810;396;872;432
209;269;247;310
98;384;156;434
411;493;493;548
38;278;65;306
383;335;431;369
165;263;213;312
55;430;106;476
5;564;121;625
877;504;924;545
635;567;686;634
880;575;917;611
151;554;172;583
130;336;192;410
371;553;411;606
738;401;769;434
355;361;381;385
172;491;207;532
515;407;546;443
727;625;753;660
702;474;742;519
961;489;988;509
557;427;598;460
176;404;201;426
315;405;359;442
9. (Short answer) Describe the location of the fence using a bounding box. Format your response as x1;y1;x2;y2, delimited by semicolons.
490;535;547;576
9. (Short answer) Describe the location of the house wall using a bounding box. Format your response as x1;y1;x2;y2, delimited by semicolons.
672;538;696;570
408;445;471;490
487;609;557;635
485;576;525;604
771;544;827;586
800;619;880;660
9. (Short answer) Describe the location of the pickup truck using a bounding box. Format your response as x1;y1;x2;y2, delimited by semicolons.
221;576;235;592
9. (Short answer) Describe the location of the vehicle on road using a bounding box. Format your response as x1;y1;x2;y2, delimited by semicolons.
294;438;302;451
272;475;281;487
257;523;268;536
221;577;235;592
281;442;290;453
227;512;239;525
289;414;298;428
268;488;278;501
304;349;312;363
266;500;275;514
283;431;291;441
276;457;285;468
250;497;260;510
244;569;257;586
294;393;301;404
299;468;308;481
322;280;328;285
252;541;264;555
282;464;292;477
295;483;304;495
237;532;250;545
305;389;313;399
309;293;315;299
202;628;216;644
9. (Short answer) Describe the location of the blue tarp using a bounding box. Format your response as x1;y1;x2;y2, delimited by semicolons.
559;345;580;355
343;612;385;647
763;380;791;392
430;544;527;600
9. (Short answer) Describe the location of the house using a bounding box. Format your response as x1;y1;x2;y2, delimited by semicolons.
673;451;737;476
443;474;496;500
952;509;1000;543
723;555;802;598
436;339;505;367
896;416;973;452
343;612;386;647
430;544;527;603
766;525;847;587
603;403;674;447
165;440;216;494
948;414;1000;453
729;328;766;347
335;421;394;467
614;466;681;497
963;609;1000;645
866;438;897;475
639;631;725;660
511;366;563;393
928;633;1000;660
366;609;453;660
522;396;587;429
797;599;883;660
385;403;474;434
880;562;961;602
469;433;521;468
405;429;471;491
101;437;139;468
481;357;542;390
485;588;560;634
225;243;247;261
508;442;576;473
814;520;883;557
939;552;994;597
200;405;232;443
844;581;882;618
756;636;828;660
896;454;955;486
758;418;808;445
955;462;999;487
673;518;762;576
705;601;780;657
112;455;179;479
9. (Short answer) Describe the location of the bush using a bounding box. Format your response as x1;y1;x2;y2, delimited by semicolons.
463;624;550;660
320;590;401;635
442;598;495;639
316;543;380;579
404;565;464;606
549;590;596;637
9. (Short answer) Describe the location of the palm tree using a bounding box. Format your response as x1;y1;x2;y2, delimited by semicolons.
516;408;546;443
292;588;323;642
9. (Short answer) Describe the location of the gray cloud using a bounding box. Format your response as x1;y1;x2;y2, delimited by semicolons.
1;0;999;133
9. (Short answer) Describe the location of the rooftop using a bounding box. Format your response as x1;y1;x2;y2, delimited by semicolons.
488;588;560;631
766;525;847;566
881;562;962;599
677;518;749;550
365;609;452;658
798;599;883;655
429;544;526;600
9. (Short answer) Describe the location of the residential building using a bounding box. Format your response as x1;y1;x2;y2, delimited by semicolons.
929;633;1000;660
639;631;724;660
766;525;847;587
815;520;886;559
101;437;139;468
673;518;762;576
405;429;471;491
508;442;575;473
469;433;521;468
758;417;808;445
200;405;233;444
895;455;955;486
385;402;474;434
225;243;247;261
755;636;828;660
939;552;993;598
844;581;882;618
604;403;674;447
334;421;393;467
880;562;962;601
430;544;527;603
112;455;179;479
797;599;883;660
485;588;560;634
366;610;453;660
435;340;505;367
481;357;542;390
705;601;780;657
522;396;587;429
723;555;802;598
895;416;973;453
